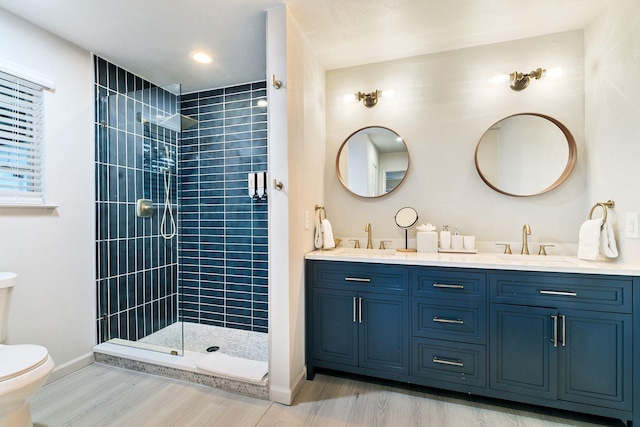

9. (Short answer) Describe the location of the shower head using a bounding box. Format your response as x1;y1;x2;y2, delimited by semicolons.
139;112;198;132
179;114;198;130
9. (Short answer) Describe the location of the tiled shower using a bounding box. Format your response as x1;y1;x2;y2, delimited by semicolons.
179;85;268;333
94;56;268;348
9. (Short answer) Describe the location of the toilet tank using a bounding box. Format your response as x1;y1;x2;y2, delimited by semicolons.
0;272;17;343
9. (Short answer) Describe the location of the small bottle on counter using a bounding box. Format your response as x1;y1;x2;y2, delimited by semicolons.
451;227;464;250
440;225;451;250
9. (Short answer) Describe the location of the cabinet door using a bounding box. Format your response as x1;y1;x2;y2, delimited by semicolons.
490;304;558;400
359;292;409;374
311;288;358;366
558;309;632;411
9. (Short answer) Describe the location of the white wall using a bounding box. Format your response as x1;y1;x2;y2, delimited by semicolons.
585;0;640;264
267;6;325;404
326;31;587;252
285;7;326;400
0;9;95;379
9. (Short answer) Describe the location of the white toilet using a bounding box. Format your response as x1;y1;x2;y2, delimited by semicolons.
0;272;55;427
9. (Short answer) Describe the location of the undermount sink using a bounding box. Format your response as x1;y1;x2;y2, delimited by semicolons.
335;248;397;256
492;253;580;265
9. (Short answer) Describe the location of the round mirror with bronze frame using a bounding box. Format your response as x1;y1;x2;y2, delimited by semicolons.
336;126;409;198
474;113;577;197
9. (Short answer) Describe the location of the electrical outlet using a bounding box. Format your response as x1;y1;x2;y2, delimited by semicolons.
626;212;639;238
304;211;310;230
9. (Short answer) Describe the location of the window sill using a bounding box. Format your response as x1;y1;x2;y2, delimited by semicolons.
0;204;58;211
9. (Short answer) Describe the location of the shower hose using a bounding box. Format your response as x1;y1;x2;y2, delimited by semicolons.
161;147;177;240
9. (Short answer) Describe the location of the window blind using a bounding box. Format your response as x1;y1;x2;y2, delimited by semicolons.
0;70;44;204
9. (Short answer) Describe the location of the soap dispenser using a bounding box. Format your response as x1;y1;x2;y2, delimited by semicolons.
451;227;464;250
440;225;451;250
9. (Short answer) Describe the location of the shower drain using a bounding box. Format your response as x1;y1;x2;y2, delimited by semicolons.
206;346;220;352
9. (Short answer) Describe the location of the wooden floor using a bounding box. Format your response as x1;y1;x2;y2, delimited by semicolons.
31;364;624;427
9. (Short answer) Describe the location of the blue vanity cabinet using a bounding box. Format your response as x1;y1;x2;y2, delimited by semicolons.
410;268;488;390
489;272;633;415
305;257;639;425
306;261;410;380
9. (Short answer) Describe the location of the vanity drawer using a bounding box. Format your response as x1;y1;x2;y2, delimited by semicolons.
489;272;632;313
411;338;486;388
412;267;486;300
412;299;486;344
311;261;408;294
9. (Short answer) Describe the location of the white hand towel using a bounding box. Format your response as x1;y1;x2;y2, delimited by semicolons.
577;218;602;260
314;221;324;249
322;219;336;249
600;221;618;258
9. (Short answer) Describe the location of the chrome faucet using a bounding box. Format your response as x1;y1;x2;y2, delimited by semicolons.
365;223;373;249
521;224;531;255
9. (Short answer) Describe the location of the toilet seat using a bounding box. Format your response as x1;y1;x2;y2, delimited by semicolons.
0;344;49;381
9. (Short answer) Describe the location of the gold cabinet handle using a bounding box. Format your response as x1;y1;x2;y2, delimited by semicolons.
432;316;464;325
432;357;464;367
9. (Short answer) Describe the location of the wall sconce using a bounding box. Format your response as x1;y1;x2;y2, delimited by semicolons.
509;67;546;91
343;89;395;107
356;90;381;107
490;67;565;91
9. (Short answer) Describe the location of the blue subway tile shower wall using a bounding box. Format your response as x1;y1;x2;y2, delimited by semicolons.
179;82;268;333
94;56;179;343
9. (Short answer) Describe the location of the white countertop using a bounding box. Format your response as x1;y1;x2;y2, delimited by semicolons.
305;248;640;276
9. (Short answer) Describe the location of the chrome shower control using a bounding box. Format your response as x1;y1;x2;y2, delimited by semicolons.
136;199;154;218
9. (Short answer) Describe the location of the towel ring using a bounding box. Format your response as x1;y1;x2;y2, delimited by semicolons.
589;203;607;225
588;200;615;230
315;205;327;221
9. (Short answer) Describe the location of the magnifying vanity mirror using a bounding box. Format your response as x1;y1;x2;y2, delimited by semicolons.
474;113;577;197
336;126;409;197
395;207;418;252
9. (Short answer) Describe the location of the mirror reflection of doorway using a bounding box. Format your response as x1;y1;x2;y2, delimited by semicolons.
385;170;404;193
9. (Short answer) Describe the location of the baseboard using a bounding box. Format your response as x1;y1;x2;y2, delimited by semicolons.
47;352;95;383
269;367;307;405
291;367;307;402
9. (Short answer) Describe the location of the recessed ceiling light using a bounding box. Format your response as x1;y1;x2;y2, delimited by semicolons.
190;51;213;64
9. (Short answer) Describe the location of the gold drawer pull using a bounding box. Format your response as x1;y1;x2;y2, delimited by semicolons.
540;290;577;297
432;357;464;367
432;316;464;325
345;277;371;282
433;283;464;289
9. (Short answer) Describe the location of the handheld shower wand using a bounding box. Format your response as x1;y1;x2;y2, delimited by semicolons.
161;145;177;240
